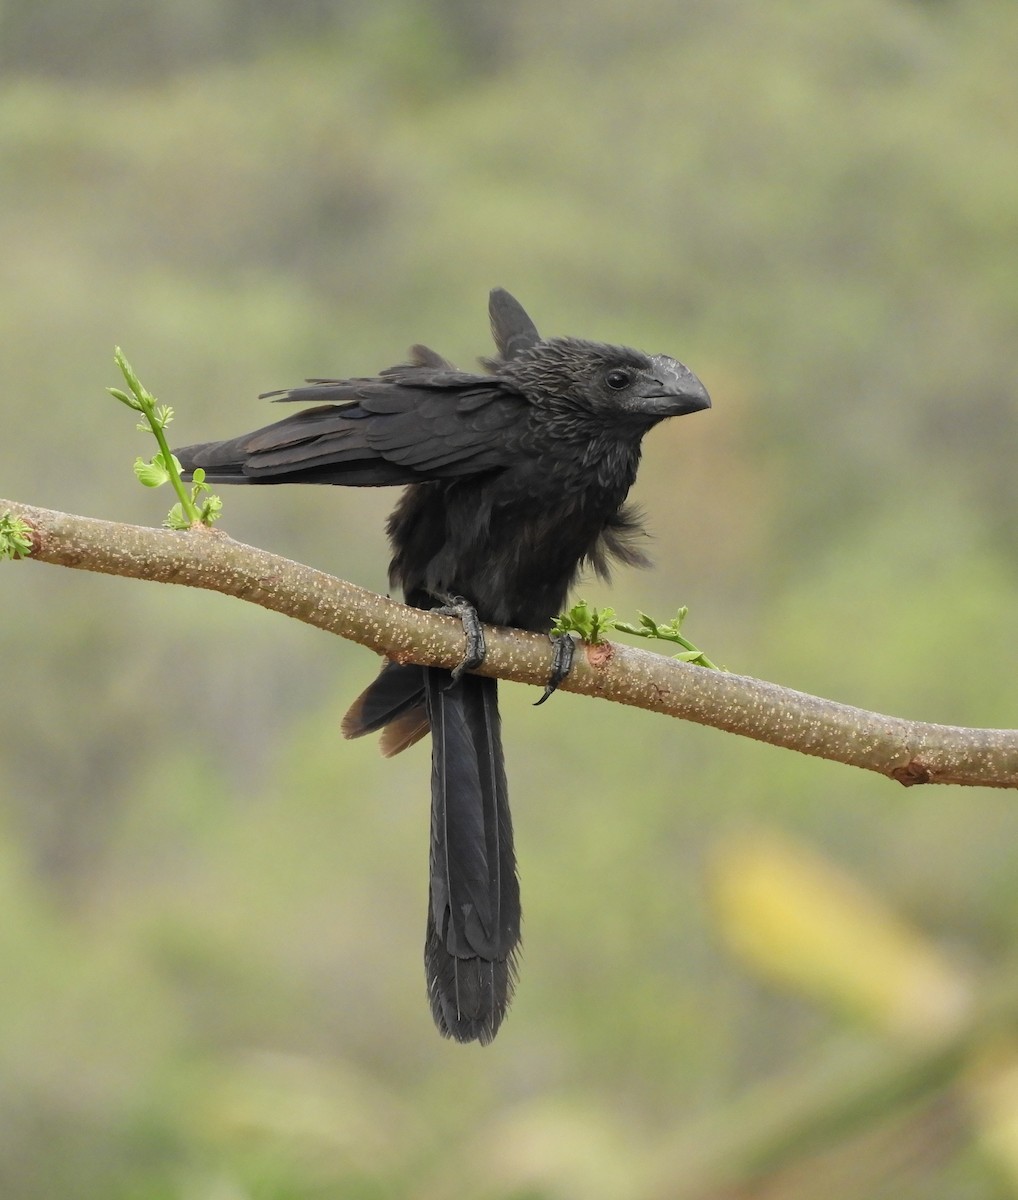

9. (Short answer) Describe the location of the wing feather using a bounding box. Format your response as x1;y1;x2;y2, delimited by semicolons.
176;369;529;486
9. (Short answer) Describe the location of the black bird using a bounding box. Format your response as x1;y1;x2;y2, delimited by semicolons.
174;290;710;1044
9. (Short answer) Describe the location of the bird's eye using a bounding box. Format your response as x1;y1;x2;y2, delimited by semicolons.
605;369;632;390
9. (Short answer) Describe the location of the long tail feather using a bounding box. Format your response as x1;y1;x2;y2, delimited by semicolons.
424;668;519;1043
341;662;520;1042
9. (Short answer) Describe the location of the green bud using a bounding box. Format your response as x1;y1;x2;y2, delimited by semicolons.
163;503;189;530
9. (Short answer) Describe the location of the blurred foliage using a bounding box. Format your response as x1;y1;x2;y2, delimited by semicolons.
2;0;1018;1195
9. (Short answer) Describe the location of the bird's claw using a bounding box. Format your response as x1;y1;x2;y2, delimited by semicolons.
534;632;575;706
433;594;486;682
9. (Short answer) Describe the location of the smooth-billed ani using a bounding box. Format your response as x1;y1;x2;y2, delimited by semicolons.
174;289;710;1044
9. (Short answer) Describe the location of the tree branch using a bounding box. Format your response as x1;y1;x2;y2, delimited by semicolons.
5;498;1017;789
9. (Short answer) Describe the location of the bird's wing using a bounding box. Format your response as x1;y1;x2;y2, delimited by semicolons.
478;288;541;372
175;366;527;486
488;288;541;362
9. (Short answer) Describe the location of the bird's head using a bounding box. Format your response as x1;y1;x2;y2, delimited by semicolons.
502;337;711;427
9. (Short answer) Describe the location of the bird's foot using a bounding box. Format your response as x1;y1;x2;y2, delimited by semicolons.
534;632;575;706
433;595;486;681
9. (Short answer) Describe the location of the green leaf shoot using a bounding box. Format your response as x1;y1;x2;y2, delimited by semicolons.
614;608;721;670
551;599;617;644
109;348;222;528
0;512;33;560
551;601;721;668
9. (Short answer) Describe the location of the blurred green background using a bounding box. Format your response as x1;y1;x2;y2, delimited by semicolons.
3;1;1018;1196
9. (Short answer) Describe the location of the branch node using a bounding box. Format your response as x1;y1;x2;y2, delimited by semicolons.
585;640;615;669
891;759;932;787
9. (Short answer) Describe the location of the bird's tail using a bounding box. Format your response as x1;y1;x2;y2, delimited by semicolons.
424;668;519;1044
342;661;430;756
344;662;520;1043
